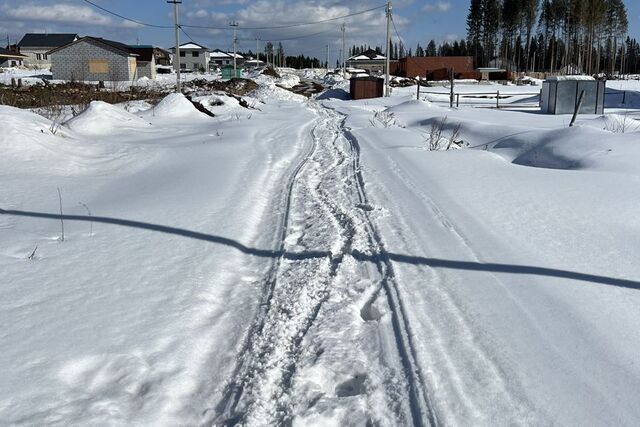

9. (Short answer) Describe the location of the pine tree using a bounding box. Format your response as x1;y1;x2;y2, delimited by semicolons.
467;0;483;66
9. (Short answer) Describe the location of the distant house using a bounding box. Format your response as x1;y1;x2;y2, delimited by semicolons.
48;37;140;82
128;45;157;79
397;56;474;79
209;49;245;70
243;58;265;68
346;49;389;74
17;33;78;68
0;47;27;67
153;47;171;66
170;42;209;72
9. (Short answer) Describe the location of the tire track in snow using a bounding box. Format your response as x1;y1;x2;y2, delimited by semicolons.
337;117;438;427
206;111;320;426
208;105;359;426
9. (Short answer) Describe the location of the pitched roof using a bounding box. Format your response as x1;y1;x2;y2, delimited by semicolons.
48;36;137;57
171;42;208;51
128;46;154;62
348;49;386;61
0;47;27;58
209;49;231;58
18;33;78;48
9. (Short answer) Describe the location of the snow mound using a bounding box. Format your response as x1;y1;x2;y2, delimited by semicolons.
316;88;350;101
0;105;111;174
277;73;300;88
250;80;306;103
588;114;640;133
387;99;433;113
65;101;152;136
147;93;208;119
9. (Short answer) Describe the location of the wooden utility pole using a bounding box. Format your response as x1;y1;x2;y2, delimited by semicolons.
341;23;346;77
385;1;392;97
230;21;239;77
167;0;182;92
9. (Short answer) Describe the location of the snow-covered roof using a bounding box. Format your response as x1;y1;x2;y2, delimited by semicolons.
178;42;208;50
209;51;232;58
348;49;386;61
546;75;595;81
209;50;244;59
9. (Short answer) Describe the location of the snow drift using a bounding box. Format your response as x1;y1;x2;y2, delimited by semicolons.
65;101;152;136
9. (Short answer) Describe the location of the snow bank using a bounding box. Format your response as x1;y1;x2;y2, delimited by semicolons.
586;114;640;133
144;93;208;119
0;105;115;174
277;73;301;88
65;101;152;136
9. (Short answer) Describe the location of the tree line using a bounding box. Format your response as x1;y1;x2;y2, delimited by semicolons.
466;0;633;75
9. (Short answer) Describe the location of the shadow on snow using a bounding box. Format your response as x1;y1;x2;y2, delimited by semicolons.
2;208;639;291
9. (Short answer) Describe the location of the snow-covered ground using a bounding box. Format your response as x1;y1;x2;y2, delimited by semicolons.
2;73;640;426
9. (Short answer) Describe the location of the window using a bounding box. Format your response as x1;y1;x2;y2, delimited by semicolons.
192;51;199;57
36;54;42;60
43;54;48;60
89;59;109;73
180;51;186;57
180;63;186;69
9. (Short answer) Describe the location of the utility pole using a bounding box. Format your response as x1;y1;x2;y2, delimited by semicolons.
230;21;239;77
256;37;260;65
326;44;329;71
341;23;346;77
168;0;182;92
385;1;392;97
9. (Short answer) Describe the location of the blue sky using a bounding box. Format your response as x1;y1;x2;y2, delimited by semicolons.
1;0;639;64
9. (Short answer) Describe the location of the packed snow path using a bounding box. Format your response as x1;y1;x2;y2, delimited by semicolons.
210;104;434;426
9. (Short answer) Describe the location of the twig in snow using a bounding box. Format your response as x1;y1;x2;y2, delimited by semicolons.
57;187;64;242
78;201;93;237
27;245;38;260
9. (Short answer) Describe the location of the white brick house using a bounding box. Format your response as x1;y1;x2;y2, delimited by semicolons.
17;33;78;68
171;42;209;72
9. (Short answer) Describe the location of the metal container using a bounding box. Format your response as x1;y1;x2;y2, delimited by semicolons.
541;77;605;114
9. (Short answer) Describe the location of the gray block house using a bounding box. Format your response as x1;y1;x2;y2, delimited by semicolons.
49;37;141;82
17;33;78;68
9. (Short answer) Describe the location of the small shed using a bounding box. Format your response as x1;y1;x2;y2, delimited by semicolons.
221;65;242;79
541;76;605;115
350;76;384;100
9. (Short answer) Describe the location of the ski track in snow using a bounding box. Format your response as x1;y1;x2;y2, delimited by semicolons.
207;103;436;426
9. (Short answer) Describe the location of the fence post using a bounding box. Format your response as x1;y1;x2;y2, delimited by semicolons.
496;90;500;108
417;78;420;100
449;68;455;108
456;93;460;108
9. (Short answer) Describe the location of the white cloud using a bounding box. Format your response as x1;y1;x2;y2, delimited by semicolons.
1;3;115;26
423;1;452;13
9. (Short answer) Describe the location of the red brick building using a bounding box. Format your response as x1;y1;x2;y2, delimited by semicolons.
396;56;474;79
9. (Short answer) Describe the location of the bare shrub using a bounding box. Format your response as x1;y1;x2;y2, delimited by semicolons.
369;110;397;128
423;116;464;150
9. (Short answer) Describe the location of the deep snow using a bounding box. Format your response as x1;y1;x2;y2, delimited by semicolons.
2;73;640;426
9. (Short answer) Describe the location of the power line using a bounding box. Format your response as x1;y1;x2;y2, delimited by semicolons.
80;0;172;28
181;5;386;30
80;0;385;32
240;27;336;43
